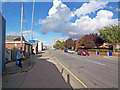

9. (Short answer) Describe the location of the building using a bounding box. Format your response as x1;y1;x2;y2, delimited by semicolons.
115;43;120;49
38;41;43;51
6;36;32;59
54;38;66;45
43;45;47;50
0;13;6;73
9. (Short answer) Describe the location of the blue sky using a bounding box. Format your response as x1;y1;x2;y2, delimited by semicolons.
2;0;119;46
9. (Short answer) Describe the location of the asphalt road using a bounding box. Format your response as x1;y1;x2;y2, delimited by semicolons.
49;49;118;88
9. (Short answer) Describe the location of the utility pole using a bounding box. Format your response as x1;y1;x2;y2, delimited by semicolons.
21;3;23;48
31;0;35;40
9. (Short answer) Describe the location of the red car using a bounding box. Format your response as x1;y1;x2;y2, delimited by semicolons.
77;50;89;56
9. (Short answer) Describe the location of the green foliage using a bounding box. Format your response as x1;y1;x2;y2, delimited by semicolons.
98;25;120;52
98;25;120;44
115;48;120;52
87;49;112;52
54;40;64;49
12;47;16;50
53;45;56;48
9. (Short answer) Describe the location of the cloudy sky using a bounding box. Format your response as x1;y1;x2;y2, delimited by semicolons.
2;0;119;46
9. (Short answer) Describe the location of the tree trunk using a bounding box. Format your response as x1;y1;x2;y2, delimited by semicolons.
113;45;115;52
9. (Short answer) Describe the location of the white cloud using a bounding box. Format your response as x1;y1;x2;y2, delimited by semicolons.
43;41;53;46
22;30;40;40
74;0;108;17
61;10;118;38
39;0;118;39
39;0;74;34
7;31;19;36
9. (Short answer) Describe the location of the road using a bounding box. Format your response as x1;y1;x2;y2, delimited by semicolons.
49;49;118;88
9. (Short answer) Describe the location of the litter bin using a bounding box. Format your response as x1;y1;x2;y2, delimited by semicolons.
96;51;99;55
108;52;112;56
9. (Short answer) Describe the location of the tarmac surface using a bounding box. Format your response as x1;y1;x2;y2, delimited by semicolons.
2;51;71;88
49;49;119;88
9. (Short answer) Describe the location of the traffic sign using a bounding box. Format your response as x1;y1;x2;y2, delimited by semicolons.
28;40;36;43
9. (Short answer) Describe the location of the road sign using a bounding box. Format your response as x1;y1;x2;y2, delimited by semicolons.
28;40;36;43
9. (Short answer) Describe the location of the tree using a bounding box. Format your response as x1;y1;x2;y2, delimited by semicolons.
53;40;65;49
73;40;77;50
98;25;120;52
53;45;56;48
64;38;74;49
83;33;104;48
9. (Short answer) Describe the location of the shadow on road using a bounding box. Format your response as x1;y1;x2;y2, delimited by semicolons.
20;53;72;88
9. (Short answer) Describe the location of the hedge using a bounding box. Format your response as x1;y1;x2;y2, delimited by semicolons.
86;49;112;52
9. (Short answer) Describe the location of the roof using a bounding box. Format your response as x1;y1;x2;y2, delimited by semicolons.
6;36;26;41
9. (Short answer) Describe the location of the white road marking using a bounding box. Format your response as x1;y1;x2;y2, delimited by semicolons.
86;59;106;66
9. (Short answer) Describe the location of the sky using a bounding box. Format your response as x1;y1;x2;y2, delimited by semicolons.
1;0;119;46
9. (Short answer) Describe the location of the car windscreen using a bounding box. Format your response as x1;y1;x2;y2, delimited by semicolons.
82;50;86;52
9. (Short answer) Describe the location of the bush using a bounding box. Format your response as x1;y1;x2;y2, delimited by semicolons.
115;48;119;52
86;49;112;52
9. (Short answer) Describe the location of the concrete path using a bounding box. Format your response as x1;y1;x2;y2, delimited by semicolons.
3;51;71;88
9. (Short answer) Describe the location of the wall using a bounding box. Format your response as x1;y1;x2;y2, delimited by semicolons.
6;43;31;59
6;43;25;50
0;13;6;73
38;42;43;51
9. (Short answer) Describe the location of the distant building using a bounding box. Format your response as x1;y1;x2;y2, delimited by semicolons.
6;36;32;59
99;43;111;48
47;46;52;49
54;38;66;45
43;45;47;50
38;41;43;51
0;12;6;73
115;43;120;49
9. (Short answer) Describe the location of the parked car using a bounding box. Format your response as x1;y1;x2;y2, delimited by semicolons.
68;49;74;54
77;50;89;56
64;48;68;52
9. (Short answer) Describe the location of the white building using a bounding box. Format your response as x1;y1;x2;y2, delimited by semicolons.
38;41;43;51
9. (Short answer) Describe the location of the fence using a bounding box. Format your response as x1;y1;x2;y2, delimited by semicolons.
11;48;18;61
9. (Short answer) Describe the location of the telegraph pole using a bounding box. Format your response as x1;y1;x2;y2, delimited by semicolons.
31;0;35;40
21;3;23;48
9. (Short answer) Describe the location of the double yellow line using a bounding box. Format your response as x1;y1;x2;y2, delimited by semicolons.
50;53;90;89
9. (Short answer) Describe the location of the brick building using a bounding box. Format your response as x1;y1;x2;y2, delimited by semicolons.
6;36;32;59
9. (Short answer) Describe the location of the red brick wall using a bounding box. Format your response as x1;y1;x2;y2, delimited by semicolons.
6;43;30;59
99;52;107;56
6;43;25;50
113;52;120;56
88;51;96;54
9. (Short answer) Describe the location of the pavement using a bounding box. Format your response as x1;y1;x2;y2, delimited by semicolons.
2;51;71;88
49;49;118;88
3;57;35;75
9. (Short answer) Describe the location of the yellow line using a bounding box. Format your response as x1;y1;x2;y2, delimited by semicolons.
50;54;88;89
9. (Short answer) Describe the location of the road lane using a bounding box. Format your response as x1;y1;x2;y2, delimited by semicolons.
49;49;118;88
